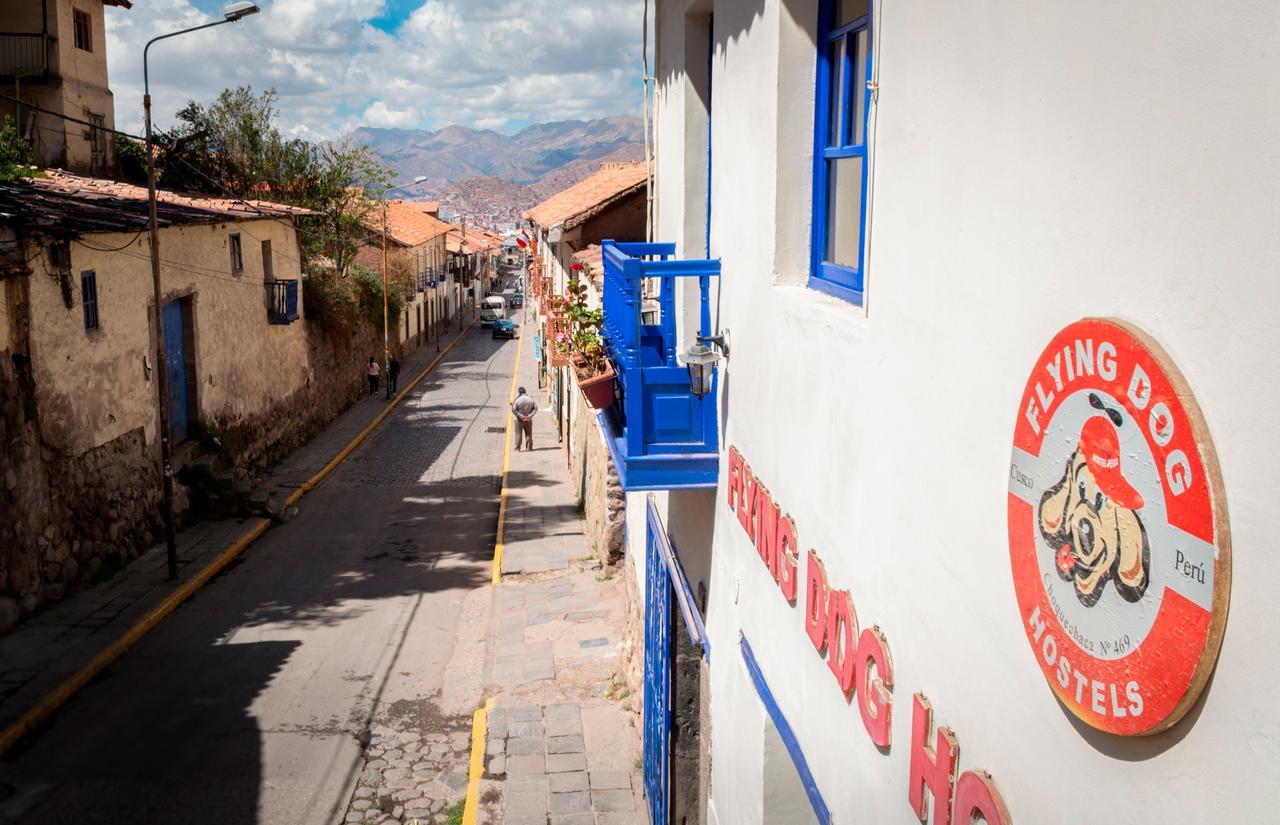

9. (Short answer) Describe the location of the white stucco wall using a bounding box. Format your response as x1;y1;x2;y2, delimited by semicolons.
640;0;1280;822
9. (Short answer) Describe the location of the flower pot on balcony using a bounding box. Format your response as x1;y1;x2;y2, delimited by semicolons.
574;358;617;409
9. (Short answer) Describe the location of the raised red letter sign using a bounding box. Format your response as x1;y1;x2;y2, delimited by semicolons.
777;515;799;604
908;693;959;825
727;446;743;512
738;467;757;541
953;771;1012;825
755;485;779;575
856;628;894;748
805;550;829;654
826;589;858;695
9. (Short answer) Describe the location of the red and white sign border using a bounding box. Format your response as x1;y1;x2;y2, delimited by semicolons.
1008;317;1232;736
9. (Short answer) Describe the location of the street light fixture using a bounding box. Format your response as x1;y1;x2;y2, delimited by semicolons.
223;2;261;21
143;2;259;581
381;176;429;398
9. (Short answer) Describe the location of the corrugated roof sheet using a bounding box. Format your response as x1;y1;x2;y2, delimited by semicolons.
0;169;313;236
524;161;647;231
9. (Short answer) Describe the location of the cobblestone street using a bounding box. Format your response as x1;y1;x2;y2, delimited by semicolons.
339;315;645;825
0;322;520;825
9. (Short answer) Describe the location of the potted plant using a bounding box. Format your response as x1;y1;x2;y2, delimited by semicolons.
556;265;616;409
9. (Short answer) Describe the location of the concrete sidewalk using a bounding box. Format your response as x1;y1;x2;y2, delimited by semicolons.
0;321;475;750
478;320;645;825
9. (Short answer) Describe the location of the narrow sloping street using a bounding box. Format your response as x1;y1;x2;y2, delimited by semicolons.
0;322;516;825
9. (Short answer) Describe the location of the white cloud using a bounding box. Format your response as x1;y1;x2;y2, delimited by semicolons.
362;101;418;128
105;0;645;139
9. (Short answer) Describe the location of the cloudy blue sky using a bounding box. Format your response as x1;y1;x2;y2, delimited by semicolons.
105;0;646;138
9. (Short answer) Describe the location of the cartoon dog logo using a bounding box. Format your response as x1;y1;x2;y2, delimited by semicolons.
1038;394;1150;607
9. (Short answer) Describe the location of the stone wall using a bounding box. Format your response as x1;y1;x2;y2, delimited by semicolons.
0;309;392;631
0;348;161;631
0;243;417;632
617;549;644;717
210;317;387;479
566;391;625;568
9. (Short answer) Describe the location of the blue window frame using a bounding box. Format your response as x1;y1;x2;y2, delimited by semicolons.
80;270;99;331
811;0;873;305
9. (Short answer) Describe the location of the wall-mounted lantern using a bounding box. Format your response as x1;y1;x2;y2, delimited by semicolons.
685;329;729;397
685;343;720;397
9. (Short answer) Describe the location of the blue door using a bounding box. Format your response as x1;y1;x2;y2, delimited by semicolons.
643;509;672;825
162;300;188;443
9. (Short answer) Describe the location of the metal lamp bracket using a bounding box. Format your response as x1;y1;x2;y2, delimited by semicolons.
698;328;730;358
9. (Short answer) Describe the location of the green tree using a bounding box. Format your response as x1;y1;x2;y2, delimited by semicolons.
301;138;392;277
114;133;148;183
154;86;393;277
0;116;36;183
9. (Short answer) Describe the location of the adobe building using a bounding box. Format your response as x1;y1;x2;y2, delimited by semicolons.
0;170;314;627
0;0;131;175
357;200;454;352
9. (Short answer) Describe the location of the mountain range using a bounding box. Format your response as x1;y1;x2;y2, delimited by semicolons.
352;116;645;229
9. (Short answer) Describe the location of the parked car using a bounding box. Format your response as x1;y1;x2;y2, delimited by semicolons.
492;318;519;340
510;292;524;308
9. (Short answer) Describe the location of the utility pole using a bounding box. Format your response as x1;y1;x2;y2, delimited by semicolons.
143;2;260;580
378;177;427;400
381;200;390;399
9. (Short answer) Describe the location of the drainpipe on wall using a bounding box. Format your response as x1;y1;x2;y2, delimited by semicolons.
642;0;654;242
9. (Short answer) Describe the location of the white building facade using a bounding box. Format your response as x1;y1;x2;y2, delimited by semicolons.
620;1;1279;823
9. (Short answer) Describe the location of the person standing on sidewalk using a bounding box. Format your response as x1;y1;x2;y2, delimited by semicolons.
387;353;401;396
367;356;380;395
511;387;537;451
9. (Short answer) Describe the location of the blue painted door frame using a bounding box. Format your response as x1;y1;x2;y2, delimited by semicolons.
162;299;188;443
643;510;673;825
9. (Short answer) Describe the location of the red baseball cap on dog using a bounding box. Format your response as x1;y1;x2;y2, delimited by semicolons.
1079;415;1144;510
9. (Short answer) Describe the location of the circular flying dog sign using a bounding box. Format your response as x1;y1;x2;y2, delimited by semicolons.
1007;318;1230;735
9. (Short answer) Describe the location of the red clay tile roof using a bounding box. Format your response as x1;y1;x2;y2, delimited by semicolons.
38;169;313;217
0;169;313;235
446;225;501;254
368;200;453;248
524;161;647;231
400;201;440;216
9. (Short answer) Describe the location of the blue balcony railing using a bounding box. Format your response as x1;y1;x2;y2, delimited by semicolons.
598;240;721;491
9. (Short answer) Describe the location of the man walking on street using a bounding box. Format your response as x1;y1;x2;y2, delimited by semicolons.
387;353;401;397
511;386;537;451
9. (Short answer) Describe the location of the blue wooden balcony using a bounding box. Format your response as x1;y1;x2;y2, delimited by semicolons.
599;240;721;491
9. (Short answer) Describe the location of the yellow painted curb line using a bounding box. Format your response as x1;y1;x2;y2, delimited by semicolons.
462;696;495;825
0;320;477;758
0;518;270;756
285;318;479;508
491;311;525;585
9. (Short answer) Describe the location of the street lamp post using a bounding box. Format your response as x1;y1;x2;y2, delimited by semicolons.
144;1;259;580
381;176;428;398
434;244;442;353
